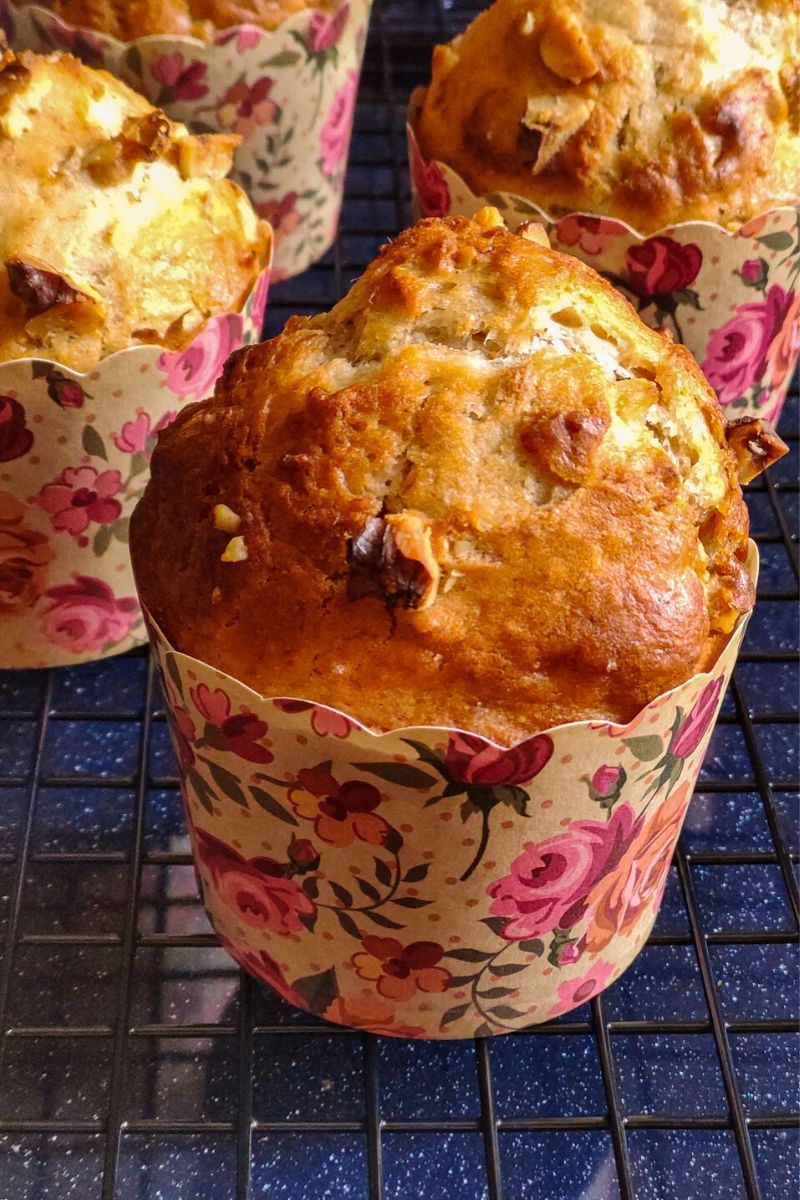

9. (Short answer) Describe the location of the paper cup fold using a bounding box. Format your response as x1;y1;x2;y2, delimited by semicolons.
4;1;372;278
144;544;757;1038
0;268;269;668
407;117;799;425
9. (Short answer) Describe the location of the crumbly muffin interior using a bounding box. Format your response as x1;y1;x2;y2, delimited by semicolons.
0;48;270;369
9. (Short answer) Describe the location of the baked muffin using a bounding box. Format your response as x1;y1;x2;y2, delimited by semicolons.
38;0;338;39
132;209;771;745
0;47;270;369
415;0;800;233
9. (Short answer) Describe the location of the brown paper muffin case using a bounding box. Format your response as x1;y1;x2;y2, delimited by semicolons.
0;268;269;669
143;544;757;1039
3;1;372;279
407;120;799;426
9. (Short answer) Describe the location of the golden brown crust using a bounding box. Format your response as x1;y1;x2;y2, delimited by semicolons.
132;213;753;744
42;0;337;39
0;48;270;369
415;0;800;233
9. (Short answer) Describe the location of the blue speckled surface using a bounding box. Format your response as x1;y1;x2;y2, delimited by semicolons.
0;3;797;1196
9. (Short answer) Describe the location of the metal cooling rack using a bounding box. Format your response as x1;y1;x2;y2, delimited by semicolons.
0;3;798;1197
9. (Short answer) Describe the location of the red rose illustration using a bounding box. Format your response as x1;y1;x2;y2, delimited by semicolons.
40;574;137;653
703;285;792;406
445;731;554;787
487;801;639;940
0;396;33;462
671;676;724;758
308;6;348;53
196;829;315;937
408;133;451;218
625;236;702;296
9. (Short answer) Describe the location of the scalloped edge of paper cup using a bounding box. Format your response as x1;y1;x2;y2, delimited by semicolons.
406;114;800;426
142;544;757;1038
0;263;270;669
5;0;373;278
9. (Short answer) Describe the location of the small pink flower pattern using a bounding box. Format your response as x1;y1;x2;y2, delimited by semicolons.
408;132;450;218
548;961;617;1018
308;6;349;53
703;285;793;406
554;214;623;256
32;466;122;537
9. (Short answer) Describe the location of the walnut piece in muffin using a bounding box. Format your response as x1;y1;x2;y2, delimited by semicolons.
415;0;800;232
0;47;270;369
40;0;337;39
132;210;781;744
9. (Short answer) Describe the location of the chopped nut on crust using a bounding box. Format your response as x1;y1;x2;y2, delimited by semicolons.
221;535;248;563
347;512;440;610
213;504;241;533
725;416;788;484
5;259;91;316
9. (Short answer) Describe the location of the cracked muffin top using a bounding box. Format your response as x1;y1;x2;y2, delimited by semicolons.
132;209;762;744
38;0;338;39
414;0;800;233
0;47;270;369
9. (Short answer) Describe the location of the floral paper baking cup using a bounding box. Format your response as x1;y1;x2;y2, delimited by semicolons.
0;269;269;669
3;1;372;279
143;544;757;1039
407;120;799;425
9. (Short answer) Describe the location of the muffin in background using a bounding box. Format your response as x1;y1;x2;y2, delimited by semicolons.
0;46;270;369
415;0;800;234
38;0;338;39
131;209;782;745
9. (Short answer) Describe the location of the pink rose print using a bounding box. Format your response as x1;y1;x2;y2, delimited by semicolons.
287;836;321;872
40;574;137;653
113;413;150;454
408;132;451;217
158;313;243;399
273;699;353;738
214;27;263;52
0;491;52;618
32;465;122;537
320;70;357;178
766;291;800;392
445;732;554;787
625;236;702;296
554;214;623;256
548;960;616;1018
257;192;301;238
584;781;692;952
671;677;724;758
150;54;208;101
487;801;639;940
217;77;278;139
702;284;792;406
308;6;349;53
196;828;316;936
47;375;86;409
584;763;627;810
739;257;768;288
0;396;33;462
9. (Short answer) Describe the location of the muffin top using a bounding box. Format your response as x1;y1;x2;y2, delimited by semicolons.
0;47;270;369
415;0;800;233
40;0;338;39
132;209;756;745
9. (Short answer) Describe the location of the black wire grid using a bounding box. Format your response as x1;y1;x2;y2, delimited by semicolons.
0;3;798;1197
